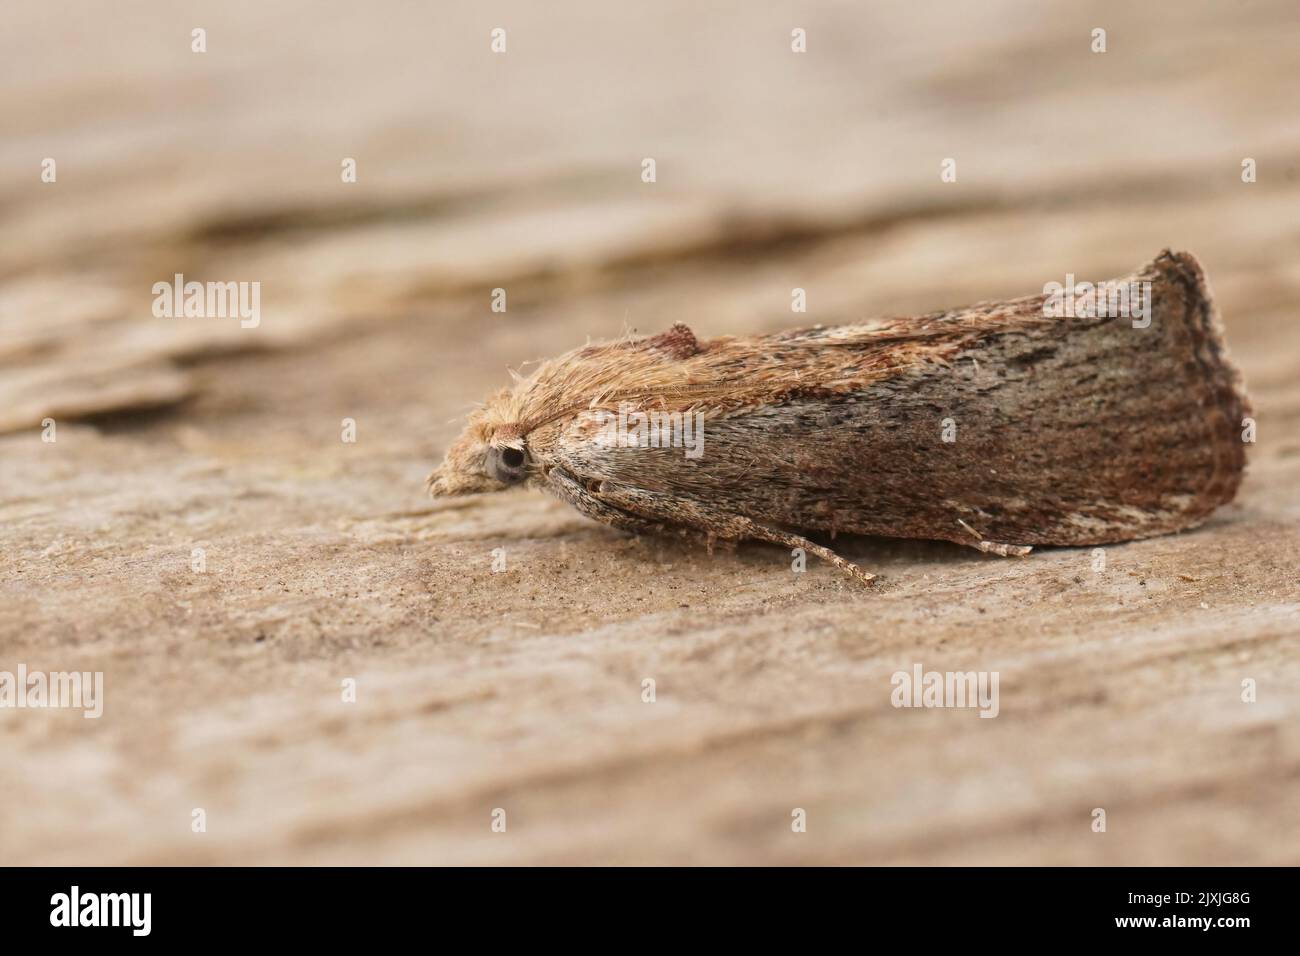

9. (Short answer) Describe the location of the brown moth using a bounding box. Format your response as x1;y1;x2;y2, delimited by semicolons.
428;250;1250;584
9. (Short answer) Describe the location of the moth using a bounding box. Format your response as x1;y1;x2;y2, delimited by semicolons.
428;250;1250;584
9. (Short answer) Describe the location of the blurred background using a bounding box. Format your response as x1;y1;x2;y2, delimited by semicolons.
1;1;1297;864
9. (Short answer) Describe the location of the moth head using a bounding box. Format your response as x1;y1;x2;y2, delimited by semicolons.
427;394;534;497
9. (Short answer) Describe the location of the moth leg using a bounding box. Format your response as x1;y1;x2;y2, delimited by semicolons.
955;519;1033;558
545;467;666;536
549;467;739;566
589;481;876;586
735;520;877;586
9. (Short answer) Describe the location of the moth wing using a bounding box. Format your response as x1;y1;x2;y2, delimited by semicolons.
547;252;1246;549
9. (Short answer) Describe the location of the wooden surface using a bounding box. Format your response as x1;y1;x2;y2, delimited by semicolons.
2;0;1298;865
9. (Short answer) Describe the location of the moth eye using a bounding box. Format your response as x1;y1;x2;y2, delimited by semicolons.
486;445;529;485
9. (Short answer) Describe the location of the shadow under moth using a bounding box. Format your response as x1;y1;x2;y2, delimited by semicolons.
429;250;1250;584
